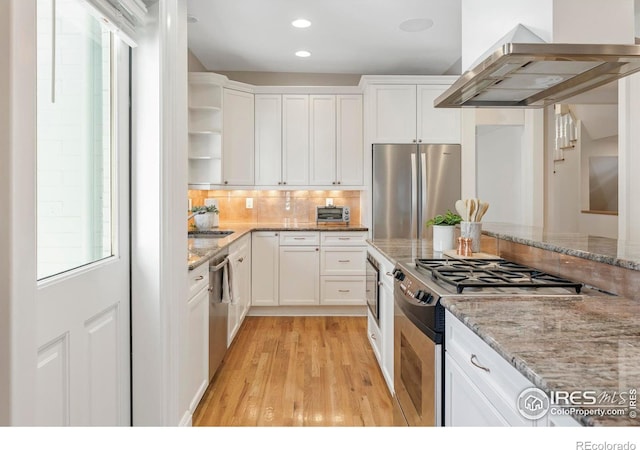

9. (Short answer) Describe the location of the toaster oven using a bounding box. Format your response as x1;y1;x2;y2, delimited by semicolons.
316;205;350;224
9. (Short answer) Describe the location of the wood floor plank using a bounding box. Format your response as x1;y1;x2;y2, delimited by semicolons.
193;316;394;427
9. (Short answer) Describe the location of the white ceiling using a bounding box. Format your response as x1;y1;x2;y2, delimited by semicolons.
186;0;462;76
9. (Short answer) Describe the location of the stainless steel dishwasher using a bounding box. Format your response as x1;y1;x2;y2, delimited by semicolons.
208;251;229;381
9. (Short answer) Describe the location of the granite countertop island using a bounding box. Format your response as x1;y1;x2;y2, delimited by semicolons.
188;221;368;270
367;236;640;427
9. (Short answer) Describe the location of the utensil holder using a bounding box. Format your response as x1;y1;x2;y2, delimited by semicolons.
460;221;482;253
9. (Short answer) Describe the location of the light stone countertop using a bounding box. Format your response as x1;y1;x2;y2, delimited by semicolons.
367;236;640;427
441;295;640;427
188;221;369;270
481;222;640;271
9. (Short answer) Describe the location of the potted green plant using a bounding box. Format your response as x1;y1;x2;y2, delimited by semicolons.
426;210;461;252
191;204;220;230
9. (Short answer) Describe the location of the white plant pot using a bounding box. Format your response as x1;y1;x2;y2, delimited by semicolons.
194;212;219;230
432;225;455;252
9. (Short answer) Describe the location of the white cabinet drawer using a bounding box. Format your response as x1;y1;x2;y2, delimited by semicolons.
320;247;366;276
188;263;209;299
320;276;365;305
279;231;320;246
320;231;368;246
445;311;535;426
367;312;382;363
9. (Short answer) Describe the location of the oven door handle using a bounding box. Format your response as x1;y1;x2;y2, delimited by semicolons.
470;354;491;373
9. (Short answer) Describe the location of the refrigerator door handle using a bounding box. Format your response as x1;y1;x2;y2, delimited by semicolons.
420;151;427;240
411;152;418;239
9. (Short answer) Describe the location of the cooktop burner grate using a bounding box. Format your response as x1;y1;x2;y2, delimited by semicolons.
415;258;583;294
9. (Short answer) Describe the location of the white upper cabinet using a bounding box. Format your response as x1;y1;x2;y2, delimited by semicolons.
370;84;417;143
282;94;310;186
254;94;282;186
336;95;363;186
222;88;254;185
416;85;460;144
309;95;337;185
188;73;224;187
310;94;364;186
255;92;364;187
369;82;460;144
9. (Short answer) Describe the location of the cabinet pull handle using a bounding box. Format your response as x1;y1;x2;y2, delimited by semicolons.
237;257;244;263
470;354;490;373
338;237;350;240
294;237;306;240
194;275;204;281
275;233;279;236
386;272;393;277
338;289;350;293
338;259;351;263
370;333;377;340
378;281;384;286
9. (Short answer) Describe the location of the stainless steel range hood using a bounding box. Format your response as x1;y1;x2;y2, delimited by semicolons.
435;25;640;108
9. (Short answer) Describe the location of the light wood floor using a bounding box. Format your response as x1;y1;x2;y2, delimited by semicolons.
193;316;394;426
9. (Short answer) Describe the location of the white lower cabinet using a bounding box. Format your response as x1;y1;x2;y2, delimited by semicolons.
251;231;279;306
445;310;572;427
366;244;395;394
279;245;320;305
228;234;251;346
251;231;366;308
320;276;365;306
186;263;209;414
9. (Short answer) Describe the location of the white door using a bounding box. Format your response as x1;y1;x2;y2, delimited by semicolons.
309;95;336;185
223;88;255;185
416;85;461;144
35;0;130;425
279;246;320;305
370;84;417;143
254;94;283;185
336;94;363;186
282;94;310;185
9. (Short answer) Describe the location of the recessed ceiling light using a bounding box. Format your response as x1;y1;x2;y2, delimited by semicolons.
292;18;311;28
399;18;434;32
295;50;311;58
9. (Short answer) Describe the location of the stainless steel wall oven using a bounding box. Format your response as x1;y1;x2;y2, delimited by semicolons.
366;252;380;326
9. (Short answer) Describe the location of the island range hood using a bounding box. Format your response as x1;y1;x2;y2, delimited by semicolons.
435;25;640;108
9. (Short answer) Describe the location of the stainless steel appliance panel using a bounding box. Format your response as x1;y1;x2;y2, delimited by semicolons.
373;144;417;239
420;144;461;240
394;288;442;426
365;252;380;326
372;144;460;240
209;252;229;381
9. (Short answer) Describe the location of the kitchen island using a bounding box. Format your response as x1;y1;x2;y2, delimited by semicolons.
367;233;640;427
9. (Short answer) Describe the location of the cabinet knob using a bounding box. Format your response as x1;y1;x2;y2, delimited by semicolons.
315;248;319;251
224;181;228;185
337;181;341;185
332;181;336;185
418;139;422;143
283;181;287;185
237;257;244;263
275;233;279;236
278;181;282;185
412;139;417;143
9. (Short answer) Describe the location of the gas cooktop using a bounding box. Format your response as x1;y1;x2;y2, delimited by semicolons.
414;258;583;294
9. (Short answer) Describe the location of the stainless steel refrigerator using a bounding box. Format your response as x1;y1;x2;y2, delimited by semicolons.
372;143;461;239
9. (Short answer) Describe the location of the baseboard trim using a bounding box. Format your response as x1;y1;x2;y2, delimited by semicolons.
247;305;367;317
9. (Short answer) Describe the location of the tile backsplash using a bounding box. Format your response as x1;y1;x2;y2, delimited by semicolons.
188;190;362;224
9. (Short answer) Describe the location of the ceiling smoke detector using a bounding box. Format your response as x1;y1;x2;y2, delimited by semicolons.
399;18;434;32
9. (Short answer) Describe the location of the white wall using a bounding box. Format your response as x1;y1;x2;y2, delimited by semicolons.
0;0;11;425
476;125;524;224
461;0;553;71
132;0;190;426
